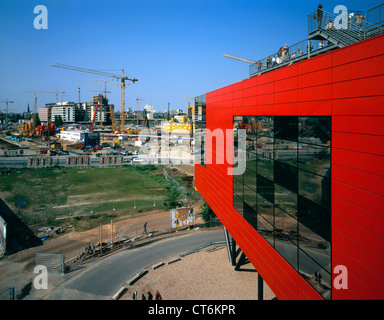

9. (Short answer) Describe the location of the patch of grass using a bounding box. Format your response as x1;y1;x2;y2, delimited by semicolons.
1;165;172;231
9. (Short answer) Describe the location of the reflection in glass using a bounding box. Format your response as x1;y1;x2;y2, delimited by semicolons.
256;194;274;225
233;176;243;199
243;168;257;192
298;195;331;242
257;116;274;137
274;207;298;246
257;214;274;247
274;139;298;167
257;155;274;180
234;194;243;215
246;152;257;173
256;137;274;159
274;161;298;193
257;174;274;204
299;117;331;146
298;221;331;275
244;201;258;229
275;116;298;141
298;249;332;300
244;185;257;210
275;238;298;270
275;184;297;217
299;144;330;177
298;170;331;209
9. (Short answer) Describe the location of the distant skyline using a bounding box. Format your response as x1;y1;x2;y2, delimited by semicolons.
0;0;381;113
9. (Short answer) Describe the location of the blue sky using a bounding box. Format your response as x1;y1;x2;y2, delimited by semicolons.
0;0;381;113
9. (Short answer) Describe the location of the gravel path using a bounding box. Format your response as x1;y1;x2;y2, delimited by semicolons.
120;245;276;300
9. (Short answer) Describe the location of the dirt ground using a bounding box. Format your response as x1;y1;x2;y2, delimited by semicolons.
0;208;182;297
120;245;276;300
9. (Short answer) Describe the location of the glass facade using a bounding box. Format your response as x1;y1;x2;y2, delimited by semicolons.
233;115;331;299
194;94;206;166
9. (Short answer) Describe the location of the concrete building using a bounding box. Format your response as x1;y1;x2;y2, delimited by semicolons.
50;102;76;123
59;130;85;143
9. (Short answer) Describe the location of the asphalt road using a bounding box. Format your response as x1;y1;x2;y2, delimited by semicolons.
40;229;224;300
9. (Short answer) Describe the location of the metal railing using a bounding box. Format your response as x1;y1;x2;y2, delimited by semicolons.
249;38;333;76
308;8;384;43
365;3;384;27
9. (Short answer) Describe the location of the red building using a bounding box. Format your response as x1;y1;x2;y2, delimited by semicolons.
194;13;384;300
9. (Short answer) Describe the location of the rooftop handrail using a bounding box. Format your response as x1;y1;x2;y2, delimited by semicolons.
249;38;331;76
366;3;384;27
249;4;384;77
308;7;383;37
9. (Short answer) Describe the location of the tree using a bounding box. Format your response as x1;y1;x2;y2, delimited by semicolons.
200;201;216;224
163;186;182;209
54;115;63;127
35;113;41;126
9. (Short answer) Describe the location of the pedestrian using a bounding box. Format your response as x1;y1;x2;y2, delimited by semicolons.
142;293;146;300
297;48;303;56
319;40;325;48
283;44;289;61
272;55;277;66
325;19;334;30
148;291;153;300
256;60;262;72
155;290;162;300
143;222;148;235
313;4;323;30
266;55;272;68
308;41;313;53
354;12;366;31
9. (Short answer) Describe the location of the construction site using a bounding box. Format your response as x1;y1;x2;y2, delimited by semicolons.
0;63;196;168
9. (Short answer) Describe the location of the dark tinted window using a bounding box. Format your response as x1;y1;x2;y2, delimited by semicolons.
257;174;274;204
298;195;331;242
275;116;298;141
274;161;298;193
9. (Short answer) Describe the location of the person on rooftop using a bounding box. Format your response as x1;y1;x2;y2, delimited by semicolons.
266;55;272;68
325;19;335;30
297;48;303;56
354;12;366;31
314;4;323;30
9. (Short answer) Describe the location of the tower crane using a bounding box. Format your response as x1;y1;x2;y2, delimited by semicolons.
0;99;14;123
52;63;138;132
223;53;257;64
135;97;144;126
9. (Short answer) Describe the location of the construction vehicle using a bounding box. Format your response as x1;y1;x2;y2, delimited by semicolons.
20;120;35;137
52;63;138;132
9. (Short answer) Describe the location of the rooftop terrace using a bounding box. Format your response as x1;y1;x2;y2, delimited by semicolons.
248;3;384;77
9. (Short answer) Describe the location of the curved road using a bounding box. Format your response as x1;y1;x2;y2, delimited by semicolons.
41;229;224;300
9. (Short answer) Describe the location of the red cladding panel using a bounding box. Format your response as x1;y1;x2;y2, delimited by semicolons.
333;116;384;136
332;148;384;177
